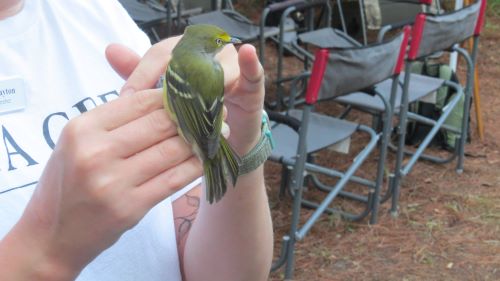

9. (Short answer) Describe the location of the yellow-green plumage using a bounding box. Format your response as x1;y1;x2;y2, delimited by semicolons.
163;24;241;203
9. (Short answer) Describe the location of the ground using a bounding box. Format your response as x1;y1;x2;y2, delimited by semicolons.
231;1;500;280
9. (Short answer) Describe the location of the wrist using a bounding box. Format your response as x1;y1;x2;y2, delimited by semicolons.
235;111;274;176
227;112;262;156
0;215;79;281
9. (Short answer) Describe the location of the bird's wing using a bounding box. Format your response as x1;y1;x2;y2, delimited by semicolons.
165;59;224;160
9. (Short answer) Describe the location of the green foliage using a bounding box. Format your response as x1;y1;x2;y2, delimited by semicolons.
488;0;500;17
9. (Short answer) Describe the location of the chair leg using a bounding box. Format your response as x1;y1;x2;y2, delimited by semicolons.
390;128;406;217
283;158;308;279
457;93;472;174
283;188;301;279
279;164;291;198
388;174;399;217
370;110;392;224
270;236;290;272
283;105;313;279
455;46;475;174
390;69;412;216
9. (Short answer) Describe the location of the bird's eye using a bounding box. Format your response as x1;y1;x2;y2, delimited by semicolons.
215;38;223;46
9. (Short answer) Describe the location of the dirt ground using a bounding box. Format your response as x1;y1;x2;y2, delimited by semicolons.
230;2;500;280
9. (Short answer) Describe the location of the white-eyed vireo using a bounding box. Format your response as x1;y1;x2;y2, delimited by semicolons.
163;24;242;203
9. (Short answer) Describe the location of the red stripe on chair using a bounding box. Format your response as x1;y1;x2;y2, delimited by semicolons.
394;26;411;75
408;14;426;60
420;0;433;5
305;49;329;105
475;0;487;36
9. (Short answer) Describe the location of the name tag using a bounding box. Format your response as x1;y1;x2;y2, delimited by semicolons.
0;77;26;114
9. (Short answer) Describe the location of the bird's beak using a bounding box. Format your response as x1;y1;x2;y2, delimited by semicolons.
230;37;242;44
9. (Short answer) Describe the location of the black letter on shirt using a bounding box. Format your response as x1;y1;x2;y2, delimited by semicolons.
2;126;38;171
72;97;98;114
98;91;119;103
43;112;69;149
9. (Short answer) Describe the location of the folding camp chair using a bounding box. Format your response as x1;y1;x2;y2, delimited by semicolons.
184;0;302;66
118;0;203;42
269;28;410;279
376;0;438;42
270;0;341;109
270;0;426;108
270;0;418;108
388;0;487;215
118;0;168;43
285;0;435;62
285;0;436;61
148;0;204;37
297;0;485;215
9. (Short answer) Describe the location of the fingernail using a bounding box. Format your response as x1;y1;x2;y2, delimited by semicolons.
221;122;230;138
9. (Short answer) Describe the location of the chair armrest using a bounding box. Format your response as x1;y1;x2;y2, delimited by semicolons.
267;111;301;133
266;0;306;13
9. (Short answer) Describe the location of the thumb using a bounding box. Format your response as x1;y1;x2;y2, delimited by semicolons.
238;44;264;89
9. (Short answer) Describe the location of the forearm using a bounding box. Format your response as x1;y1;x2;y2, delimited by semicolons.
0;216;77;281
183;166;273;281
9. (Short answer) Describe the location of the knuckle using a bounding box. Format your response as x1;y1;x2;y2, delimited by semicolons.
146;110;174;137
107;200;142;229
85;179;139;228
60;118;86;146
107;204;136;228
72;142;111;173
87;174;115;194
156;139;176;160
131;91;156;116
157;137;189;161
164;169;184;191
60;119;109;173
167;157;201;190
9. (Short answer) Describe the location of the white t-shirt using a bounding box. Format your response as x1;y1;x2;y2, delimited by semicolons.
0;1;197;280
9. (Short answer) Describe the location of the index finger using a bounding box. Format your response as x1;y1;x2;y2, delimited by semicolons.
122;35;239;95
120;36;181;95
105;43;141;81
83;88;164;131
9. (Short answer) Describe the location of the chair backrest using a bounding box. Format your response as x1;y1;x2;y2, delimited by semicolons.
408;0;486;60
378;0;433;27
305;27;411;104
283;0;332;30
382;0;433;4
119;0;165;24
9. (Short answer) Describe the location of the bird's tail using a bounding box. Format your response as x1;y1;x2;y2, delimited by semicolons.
204;138;241;203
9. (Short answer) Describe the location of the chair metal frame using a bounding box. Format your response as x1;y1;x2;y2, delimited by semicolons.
302;0;486;216
183;0;307;68
269;28;410;279
272;0;335;110
388;0;487;215
118;0;168;43
118;0;204;42
272;0;435;108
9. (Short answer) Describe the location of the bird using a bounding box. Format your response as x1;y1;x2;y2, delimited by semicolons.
163;24;242;203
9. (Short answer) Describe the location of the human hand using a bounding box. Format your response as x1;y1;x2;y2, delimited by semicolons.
217;44;265;156
16;88;201;279
104;38;270;281
108;38;265;156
